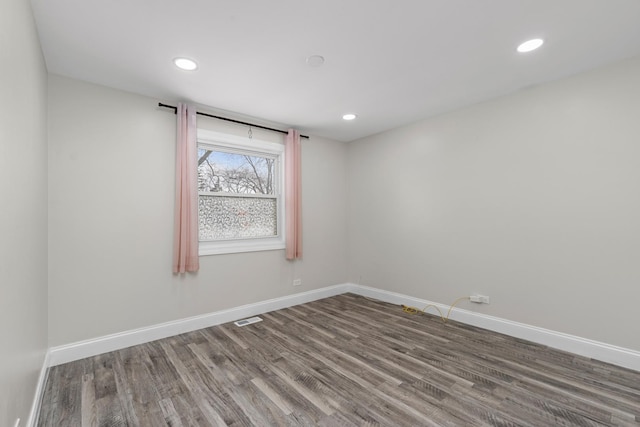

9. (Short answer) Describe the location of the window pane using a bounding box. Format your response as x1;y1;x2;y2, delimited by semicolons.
199;195;277;240
198;149;275;195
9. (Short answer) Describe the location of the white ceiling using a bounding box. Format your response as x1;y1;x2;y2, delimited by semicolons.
31;0;640;142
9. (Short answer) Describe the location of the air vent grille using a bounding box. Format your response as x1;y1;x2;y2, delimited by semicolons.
234;316;263;327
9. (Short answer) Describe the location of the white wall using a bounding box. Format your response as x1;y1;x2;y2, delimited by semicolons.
348;56;640;351
47;75;348;346
0;0;49;424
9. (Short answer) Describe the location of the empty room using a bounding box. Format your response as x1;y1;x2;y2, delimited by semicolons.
2;0;640;426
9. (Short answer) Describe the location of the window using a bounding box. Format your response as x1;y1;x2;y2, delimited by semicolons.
197;129;285;255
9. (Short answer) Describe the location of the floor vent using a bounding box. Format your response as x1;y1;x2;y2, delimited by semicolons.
234;316;263;327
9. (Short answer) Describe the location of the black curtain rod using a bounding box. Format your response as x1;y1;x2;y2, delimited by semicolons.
158;103;309;139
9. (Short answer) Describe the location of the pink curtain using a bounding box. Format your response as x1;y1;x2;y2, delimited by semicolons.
285;129;302;260
173;103;199;273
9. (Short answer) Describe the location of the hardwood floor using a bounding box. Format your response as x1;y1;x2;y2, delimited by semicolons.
37;293;640;426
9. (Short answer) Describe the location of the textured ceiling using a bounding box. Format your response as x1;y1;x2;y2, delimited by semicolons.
31;0;640;142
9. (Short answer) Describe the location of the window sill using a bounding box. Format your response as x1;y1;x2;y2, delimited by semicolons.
199;238;285;256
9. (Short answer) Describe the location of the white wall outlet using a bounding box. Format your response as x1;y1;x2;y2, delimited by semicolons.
292;279;302;287
470;294;490;304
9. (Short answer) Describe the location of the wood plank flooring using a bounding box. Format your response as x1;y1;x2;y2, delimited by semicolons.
37;293;640;426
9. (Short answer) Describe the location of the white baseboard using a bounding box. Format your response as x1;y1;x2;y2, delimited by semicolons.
48;284;347;366
346;283;640;372
26;349;50;427
47;282;640;373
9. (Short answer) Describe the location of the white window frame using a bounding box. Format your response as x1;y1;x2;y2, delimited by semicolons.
197;129;286;256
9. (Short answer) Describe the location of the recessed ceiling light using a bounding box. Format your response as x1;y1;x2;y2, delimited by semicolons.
173;57;198;71
517;38;544;53
342;113;357;121
306;55;325;67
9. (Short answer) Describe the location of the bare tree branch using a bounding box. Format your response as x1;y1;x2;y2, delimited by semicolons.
198;150;212;166
244;155;265;194
197;151;274;195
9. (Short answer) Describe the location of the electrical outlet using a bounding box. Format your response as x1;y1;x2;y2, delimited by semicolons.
470;294;490;304
292;279;302;287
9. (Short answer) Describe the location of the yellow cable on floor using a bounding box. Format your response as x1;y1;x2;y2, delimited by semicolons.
401;296;469;323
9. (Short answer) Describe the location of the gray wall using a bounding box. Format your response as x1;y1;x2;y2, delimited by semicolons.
47;75;349;346
348;56;640;351
0;0;49;424
47;56;640;353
